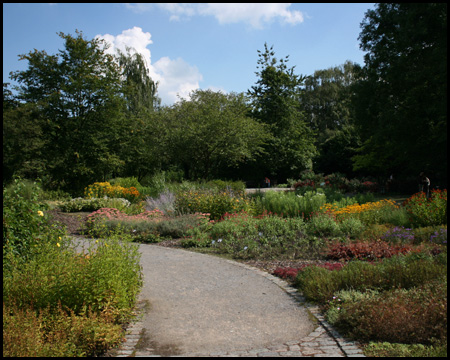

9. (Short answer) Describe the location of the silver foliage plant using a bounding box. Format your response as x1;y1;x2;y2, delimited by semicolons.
145;191;176;216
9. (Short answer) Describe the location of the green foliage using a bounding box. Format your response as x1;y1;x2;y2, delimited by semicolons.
3;302;125;357
185;211;321;260
303;62;362;176
253;190;327;219
175;188;252;220
403;189;447;227
334;280;447;344
3;234;142;321
295;252;447;303
3;178;65;262
59;197;131;213
353;3;447;177
247;43;317;182
162;90;270;180
363;340;447;357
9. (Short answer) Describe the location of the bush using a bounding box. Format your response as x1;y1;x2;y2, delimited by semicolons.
325;240;416;262
59;197;132;213
145;191;176;216
254;190;327;219
3;178;65;263
403;189;447;227
175;189;251;220
3;235;142;321
3;301;124;357
295;253;447;303
363;340;447;357
84;182;140;203
334;280;447;344
307;212;341;237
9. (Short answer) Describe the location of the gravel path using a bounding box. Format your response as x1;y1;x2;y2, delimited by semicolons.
135;245;315;356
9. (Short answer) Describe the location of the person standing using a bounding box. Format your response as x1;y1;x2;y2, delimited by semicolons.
418;172;430;198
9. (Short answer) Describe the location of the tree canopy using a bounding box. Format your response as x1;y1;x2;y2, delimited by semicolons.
247;43;317;183
352;3;447;182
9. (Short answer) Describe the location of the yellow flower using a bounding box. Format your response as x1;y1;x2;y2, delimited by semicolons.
57;243;60;247
37;211;44;216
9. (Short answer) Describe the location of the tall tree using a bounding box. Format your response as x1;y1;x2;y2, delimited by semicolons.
116;47;160;114
162;89;270;180
247;43;317;183
9;30;126;192
353;3;447;183
302;61;362;176
114;47;163;181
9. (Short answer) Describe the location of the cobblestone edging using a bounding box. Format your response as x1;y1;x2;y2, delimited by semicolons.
112;260;366;357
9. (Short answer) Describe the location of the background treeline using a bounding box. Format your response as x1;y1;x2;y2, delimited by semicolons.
3;4;447;195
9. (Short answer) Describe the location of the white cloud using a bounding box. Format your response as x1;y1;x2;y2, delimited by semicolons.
95;27;202;105
125;3;304;29
153;57;203;104
197;3;304;29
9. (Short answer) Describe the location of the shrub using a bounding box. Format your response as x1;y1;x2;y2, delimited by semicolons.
59;197;131;213
254;190;327;219
334;280;447;344
325;240;416;262
3;301;124;357
403;189;447;227
363;340;447;357
295;253;446;303
3;235;142;322
306;212;341;237
84;182;140;203
175;189;251;220
3;178;65;263
145;191;176;216
338;217;366;239
273;263;344;282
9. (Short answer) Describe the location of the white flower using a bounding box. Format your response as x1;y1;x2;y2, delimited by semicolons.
211;240;216;245
244;246;248;250
258;232;263;236
218;238;222;243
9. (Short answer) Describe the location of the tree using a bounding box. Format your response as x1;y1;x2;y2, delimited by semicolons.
353;3;447;183
9;30;126;192
116;47;160;114
162;89;270;180
114;47;163;181
247;43;317;183
302;61;362;176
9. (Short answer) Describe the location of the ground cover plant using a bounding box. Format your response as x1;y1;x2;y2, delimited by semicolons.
3;179;143;357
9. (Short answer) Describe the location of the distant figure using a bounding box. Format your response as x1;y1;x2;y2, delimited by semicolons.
418;172;430;198
386;174;394;193
265;177;271;188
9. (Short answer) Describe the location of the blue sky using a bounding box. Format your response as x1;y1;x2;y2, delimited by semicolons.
3;3;375;105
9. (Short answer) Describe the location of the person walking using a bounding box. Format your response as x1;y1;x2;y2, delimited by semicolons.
418;172;430;198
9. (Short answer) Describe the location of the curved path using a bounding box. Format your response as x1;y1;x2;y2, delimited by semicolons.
71;237;365;357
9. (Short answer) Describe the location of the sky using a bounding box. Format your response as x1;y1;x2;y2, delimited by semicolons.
3;3;375;105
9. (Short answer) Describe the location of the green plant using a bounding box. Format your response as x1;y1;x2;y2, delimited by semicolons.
307;212;341;237
253;190;327;219
363;340;447;357
403;189;447;227
334;280;447;344
3;301;125;357
295;252;446;303
338;217;366;238
175;188;251;220
3;178;65;263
